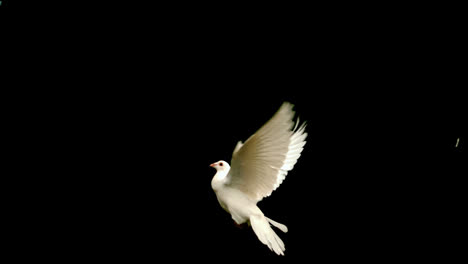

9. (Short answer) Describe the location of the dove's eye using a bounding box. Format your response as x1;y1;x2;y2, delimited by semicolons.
219;163;223;166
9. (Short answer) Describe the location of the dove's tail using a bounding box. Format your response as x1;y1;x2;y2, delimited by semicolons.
250;215;287;255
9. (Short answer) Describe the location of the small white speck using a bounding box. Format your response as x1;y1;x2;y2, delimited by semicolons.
455;138;459;148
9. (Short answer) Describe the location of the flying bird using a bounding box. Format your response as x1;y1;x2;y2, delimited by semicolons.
210;102;308;255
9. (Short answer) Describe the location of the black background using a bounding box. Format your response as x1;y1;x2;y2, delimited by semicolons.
2;1;465;261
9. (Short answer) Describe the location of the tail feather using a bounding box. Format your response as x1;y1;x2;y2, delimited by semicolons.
250;215;285;256
265;217;288;233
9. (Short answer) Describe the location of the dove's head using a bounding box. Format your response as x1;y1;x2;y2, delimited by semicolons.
210;160;230;171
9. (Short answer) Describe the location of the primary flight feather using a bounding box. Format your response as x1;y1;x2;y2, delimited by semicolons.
210;102;308;255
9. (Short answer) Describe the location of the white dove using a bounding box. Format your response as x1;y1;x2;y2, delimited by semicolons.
210;102;307;255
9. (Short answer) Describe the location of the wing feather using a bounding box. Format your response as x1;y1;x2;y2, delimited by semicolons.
227;102;308;202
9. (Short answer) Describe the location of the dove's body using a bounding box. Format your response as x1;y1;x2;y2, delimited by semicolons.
212;170;288;255
210;102;307;256
212;170;262;224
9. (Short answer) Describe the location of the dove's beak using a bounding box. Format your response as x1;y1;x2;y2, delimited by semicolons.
210;163;216;168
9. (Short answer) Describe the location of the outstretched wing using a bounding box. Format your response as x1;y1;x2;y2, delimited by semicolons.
227;102;308;202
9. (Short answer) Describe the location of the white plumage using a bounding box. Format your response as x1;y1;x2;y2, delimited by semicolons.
210;102;308;255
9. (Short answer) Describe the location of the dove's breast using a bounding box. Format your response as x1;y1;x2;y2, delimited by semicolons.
211;169;229;191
